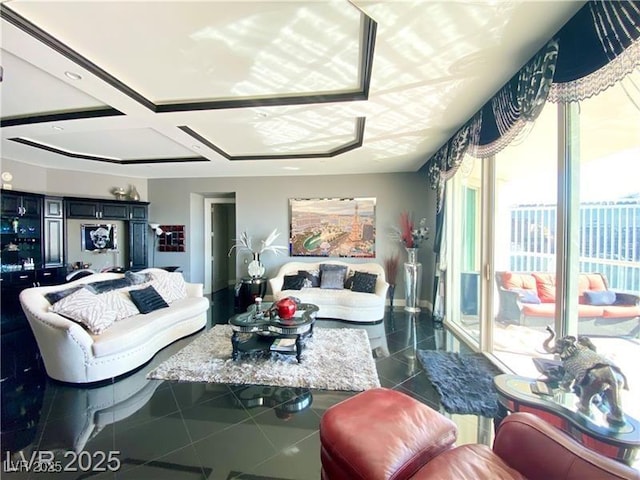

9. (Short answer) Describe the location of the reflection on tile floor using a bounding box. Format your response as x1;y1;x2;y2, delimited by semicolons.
0;290;494;479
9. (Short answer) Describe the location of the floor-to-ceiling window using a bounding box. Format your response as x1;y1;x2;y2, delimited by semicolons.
445;73;639;416
448;156;481;343
572;71;640;418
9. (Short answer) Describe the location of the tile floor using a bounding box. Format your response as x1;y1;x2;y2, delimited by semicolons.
0;290;497;480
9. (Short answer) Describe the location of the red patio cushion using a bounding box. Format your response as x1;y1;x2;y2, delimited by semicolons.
501;272;537;290
602;305;640;319
532;273;556;303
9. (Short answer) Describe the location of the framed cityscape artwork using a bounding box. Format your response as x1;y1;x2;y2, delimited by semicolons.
289;197;376;257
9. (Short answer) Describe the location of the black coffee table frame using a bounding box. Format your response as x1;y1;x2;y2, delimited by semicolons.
228;302;318;363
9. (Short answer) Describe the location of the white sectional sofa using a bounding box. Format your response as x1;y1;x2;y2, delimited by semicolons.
19;268;209;384
269;261;389;355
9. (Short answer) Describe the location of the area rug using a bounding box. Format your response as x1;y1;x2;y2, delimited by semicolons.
417;350;501;417
147;325;380;391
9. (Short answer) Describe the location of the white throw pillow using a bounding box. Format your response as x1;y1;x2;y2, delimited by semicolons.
99;289;140;320
50;288;118;334
150;272;187;303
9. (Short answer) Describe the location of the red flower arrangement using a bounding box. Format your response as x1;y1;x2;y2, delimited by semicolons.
397;211;429;248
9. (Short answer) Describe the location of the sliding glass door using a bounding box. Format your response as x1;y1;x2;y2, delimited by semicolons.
445;74;639;407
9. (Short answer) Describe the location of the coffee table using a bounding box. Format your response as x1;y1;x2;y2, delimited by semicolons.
228;302;318;363
494;374;640;465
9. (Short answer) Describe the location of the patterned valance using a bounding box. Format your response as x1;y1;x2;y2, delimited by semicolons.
425;0;640;198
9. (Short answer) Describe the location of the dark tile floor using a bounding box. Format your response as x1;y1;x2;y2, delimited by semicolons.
1;289;489;480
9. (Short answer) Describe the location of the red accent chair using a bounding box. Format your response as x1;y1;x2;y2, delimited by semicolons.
320;388;639;480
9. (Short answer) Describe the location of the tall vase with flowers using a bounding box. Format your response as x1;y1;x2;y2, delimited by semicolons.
395;212;430;312
228;228;288;278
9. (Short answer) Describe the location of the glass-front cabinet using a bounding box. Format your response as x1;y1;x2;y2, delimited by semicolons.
1;191;43;272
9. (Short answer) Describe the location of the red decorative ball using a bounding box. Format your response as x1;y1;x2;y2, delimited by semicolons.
276;297;297;319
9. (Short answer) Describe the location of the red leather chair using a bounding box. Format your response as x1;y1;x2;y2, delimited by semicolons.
320;388;639;480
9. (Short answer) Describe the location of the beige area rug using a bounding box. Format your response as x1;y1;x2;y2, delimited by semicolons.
147;325;381;391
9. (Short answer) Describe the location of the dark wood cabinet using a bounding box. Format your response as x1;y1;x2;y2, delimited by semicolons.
1;192;41;217
66;200;129;220
129;204;148;220
44;197;64;267
129;221;148;270
64;196;149;270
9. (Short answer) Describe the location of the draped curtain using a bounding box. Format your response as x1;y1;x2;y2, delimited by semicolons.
425;0;640;207
426;0;640;322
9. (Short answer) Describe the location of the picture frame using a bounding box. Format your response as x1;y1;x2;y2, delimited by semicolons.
81;224;118;251
289;197;376;257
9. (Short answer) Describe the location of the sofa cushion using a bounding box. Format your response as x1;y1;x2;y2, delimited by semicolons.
50;288;118;335
125;270;152;285
88;277;132;294
412;444;526;480
578;273;608;303
351;271;378;294
44;285;86;305
282;274;306;290
601;305;640;318
584;289;616;306
100;289;140;320
320;265;348;289
279;287;383;309
129;285;169;314
149;272;187;303
91;296;209;357
501;272;536;290
512;288;541;304
298;269;320;287
532;273;556;303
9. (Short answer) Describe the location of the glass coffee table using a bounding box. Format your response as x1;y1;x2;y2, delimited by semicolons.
494;374;640;465
228;302;318;363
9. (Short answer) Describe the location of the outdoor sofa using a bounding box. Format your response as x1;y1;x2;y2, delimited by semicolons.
495;271;640;336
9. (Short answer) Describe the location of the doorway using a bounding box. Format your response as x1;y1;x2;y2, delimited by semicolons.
204;197;236;294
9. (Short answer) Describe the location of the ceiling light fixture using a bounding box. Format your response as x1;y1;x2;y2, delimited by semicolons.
283;166;300;171
52;126;64;131
64;71;82;80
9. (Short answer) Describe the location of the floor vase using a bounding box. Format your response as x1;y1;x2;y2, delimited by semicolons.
404;248;422;312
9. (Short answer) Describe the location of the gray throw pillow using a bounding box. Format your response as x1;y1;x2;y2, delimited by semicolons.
320;269;347;289
44;285;86;305
89;277;131;294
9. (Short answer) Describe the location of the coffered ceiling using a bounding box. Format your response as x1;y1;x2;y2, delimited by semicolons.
0;1;583;179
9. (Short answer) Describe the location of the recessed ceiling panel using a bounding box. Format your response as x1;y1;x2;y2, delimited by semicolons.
7;1;364;104
0;49;108;118
11;127;197;161
186;112;360;156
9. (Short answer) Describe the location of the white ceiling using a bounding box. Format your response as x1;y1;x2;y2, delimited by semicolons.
0;1;584;179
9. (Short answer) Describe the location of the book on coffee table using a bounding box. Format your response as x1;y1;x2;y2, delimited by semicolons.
270;338;296;352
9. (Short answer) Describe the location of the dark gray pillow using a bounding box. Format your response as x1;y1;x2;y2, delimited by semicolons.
282;274;306;290
89;277;131;294
129;285;169;314
320;269;347;289
44;286;86;305
351;271;378;293
125;270;152;285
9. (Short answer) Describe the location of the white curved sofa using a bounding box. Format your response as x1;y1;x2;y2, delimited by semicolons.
19;268;209;384
269;261;389;355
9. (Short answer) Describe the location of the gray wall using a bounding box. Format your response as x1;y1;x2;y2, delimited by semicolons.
1;158;437;307
149;173;437;305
